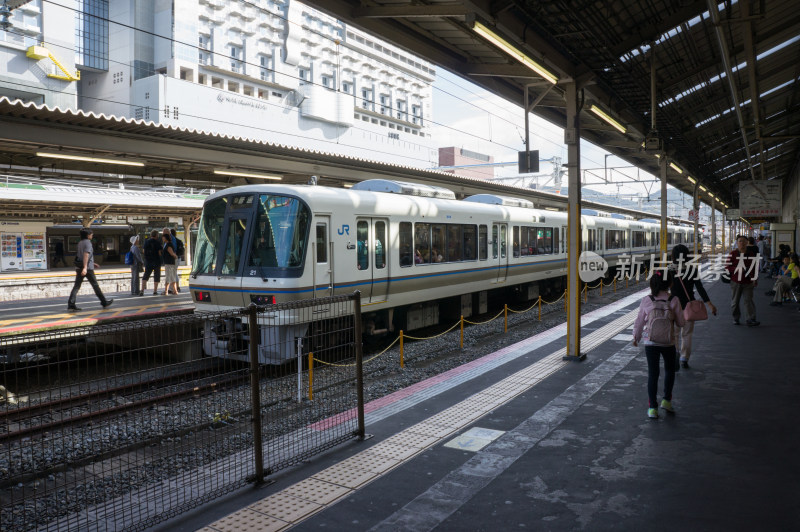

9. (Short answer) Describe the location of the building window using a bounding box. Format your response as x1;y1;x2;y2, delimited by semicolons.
379;94;389;115
298;68;308;83
396;99;407;121
412;104;422;125
230;46;242;73
342;81;351;94
361;88;373;110
75;0;109;71
321;75;332;88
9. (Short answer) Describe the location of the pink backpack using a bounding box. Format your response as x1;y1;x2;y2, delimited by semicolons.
646;295;675;344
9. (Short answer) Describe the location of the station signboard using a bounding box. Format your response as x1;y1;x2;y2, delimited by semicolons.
725;208;740;220
739;180;781;217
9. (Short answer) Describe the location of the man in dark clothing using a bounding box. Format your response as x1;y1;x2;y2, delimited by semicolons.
141;229;162;295
727;235;759;326
67;228;113;311
170;228;184;293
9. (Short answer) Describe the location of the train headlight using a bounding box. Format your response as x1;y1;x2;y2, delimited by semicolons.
194;291;211;302
250;294;275;305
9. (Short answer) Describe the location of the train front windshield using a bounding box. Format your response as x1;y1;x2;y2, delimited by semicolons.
192;193;310;277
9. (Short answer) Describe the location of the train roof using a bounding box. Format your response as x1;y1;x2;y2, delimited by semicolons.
204;183;691;231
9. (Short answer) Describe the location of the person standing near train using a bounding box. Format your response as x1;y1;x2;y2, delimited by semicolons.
141;229;162;296
128;235;144;296
66;228;113;311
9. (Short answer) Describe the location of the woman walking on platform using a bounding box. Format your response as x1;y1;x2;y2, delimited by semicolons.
633;270;685;419
670;244;717;369
161;232;179;296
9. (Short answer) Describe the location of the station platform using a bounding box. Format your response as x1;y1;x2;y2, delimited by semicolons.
0;265;193;303
0;287;194;336
162;280;799;531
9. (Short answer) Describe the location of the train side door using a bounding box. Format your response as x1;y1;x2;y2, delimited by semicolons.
356;218;389;303
493;223;508;282
313;216;332;298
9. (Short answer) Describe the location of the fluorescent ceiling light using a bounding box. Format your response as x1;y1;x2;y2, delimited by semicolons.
699;185;707;192
687;176;696;184
342;183;353;188
669;162;683;174
214;169;282;180
588;105;627;134
472;21;558;84
36;151;144;167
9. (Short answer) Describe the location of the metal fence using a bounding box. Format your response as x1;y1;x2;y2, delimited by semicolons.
0;292;364;532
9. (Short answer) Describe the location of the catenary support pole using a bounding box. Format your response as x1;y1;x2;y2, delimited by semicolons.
564;81;584;362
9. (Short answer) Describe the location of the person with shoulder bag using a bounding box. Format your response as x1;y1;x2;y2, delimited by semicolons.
633;269;686;419
670;244;718;369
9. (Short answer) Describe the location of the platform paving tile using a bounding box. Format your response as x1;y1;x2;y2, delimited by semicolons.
282;478;353;505
207;509;289;532
310;464;378;489
247;492;324;522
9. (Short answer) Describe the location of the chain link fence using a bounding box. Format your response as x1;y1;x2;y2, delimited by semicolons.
0;292;364;532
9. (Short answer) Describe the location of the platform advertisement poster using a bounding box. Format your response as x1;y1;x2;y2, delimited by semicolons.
1;232;23;271
22;233;47;270
739;181;781;217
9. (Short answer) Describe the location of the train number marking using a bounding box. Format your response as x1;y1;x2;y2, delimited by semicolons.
337;224;350;236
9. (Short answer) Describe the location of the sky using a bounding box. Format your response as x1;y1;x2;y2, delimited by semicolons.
428;69;692;211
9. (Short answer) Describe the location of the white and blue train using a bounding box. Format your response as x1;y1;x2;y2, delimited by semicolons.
189;180;693;363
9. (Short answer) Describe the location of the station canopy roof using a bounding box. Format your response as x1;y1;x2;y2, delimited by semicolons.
301;0;799;210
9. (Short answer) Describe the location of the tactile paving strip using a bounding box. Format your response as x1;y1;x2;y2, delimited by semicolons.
339;451;401;474
248;493;323;522
311;464;378;489
207;510;289;532
283;478;352;505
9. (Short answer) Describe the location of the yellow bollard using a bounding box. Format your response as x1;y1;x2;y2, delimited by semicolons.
600;281;603;297
460;315;464;349
399;330;404;368
614;277;617;293
504;304;508;333
626;276;628;289
308;352;313;401
538;296;542;321
584;283;588;303
564;289;567;311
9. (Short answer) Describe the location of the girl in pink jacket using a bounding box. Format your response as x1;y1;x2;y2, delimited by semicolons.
633;269;685;419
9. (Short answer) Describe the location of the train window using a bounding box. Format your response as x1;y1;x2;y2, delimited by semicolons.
667;232;673;245
519;227;530;256
357;221;369;270
561;227;565;254
222;219;247;275
375;221;386;269
553;228;559;254
193;197;226;275
492;226;498;259
316;224;327;263
512;226;520;258
499;225;507;258
415;223;430;264
431;224;445;263
535;228;552;254
633;231;645;247
247;195;309;270
463;225;477;261
479;225;487;260
447;224;463;262
399;222;413;267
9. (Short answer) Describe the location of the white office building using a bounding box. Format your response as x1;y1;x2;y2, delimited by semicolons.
77;0;438;167
0;0;81;109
